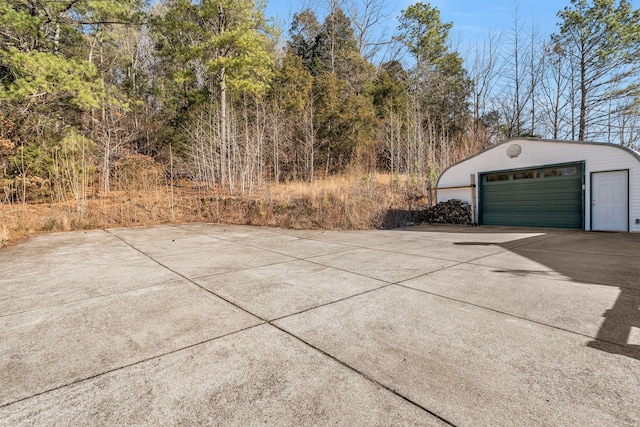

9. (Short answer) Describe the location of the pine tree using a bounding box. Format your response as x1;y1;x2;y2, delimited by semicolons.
553;0;640;142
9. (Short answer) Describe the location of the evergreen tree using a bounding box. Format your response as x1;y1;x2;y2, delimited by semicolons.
552;0;640;142
395;2;471;173
0;0;142;195
151;0;276;186
288;8;321;74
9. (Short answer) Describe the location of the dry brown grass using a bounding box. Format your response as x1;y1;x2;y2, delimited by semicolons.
0;173;429;248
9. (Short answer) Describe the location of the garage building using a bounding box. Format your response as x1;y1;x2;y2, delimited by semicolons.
436;138;640;232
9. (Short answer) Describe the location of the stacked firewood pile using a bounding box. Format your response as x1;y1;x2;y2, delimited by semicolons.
423;199;472;225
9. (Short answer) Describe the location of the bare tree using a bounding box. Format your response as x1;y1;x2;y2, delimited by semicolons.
468;30;503;144
340;0;391;62
538;42;574;140
499;7;534;137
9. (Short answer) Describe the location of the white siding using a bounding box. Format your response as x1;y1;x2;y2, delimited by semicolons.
436;138;640;232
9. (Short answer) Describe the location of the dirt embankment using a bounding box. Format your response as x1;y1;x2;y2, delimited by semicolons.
1;175;431;247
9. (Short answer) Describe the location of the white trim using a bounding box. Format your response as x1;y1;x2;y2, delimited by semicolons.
591;170;630;232
436;139;640;232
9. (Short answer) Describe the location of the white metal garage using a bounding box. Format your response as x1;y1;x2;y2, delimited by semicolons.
437;138;640;232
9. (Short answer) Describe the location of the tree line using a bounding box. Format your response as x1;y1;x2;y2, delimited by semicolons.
1;0;639;201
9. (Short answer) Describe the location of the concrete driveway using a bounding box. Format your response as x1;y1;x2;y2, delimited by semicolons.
1;223;639;426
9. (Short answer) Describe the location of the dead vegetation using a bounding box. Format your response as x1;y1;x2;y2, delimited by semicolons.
0;172;431;247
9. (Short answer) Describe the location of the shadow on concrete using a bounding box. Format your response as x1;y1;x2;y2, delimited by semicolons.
492;269;562;278
585;287;640;359
420;226;640;360
380;209;425;229
499;234;640;360
453;241;495;246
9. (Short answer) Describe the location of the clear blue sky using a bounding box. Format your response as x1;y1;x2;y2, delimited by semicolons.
265;0;639;49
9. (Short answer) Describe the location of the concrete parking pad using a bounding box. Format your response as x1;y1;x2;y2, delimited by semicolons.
308;247;458;282
195;260;387;320
0;280;261;406
370;237;508;262
1;223;639;425
0;262;181;316
153;243;295;278
226;234;355;259
401;262;623;338
0;325;446;426
472;248;640;289
0;230;154;278
108;226;236;258
275;285;640;426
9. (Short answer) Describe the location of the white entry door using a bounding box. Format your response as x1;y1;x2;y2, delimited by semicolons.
592;170;629;231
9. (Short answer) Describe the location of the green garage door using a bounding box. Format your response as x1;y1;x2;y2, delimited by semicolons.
480;163;583;228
